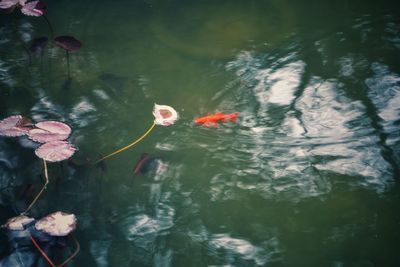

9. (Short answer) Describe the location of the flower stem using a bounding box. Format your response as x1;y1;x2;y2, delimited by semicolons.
42;15;54;40
95;121;156;164
21;159;48;215
66;50;70;79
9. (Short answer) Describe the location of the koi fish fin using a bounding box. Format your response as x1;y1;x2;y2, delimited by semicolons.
204;122;219;128
224;113;240;122
229;116;238;122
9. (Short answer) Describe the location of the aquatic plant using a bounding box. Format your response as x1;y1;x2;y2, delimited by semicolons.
28;120;72;143
54;36;82;79
153;103;179;126
0;0;26;10
0;0;44;14
20;0;45;16
35;141;76;162
96;103;178;163
0;0;54;38
0;115;33;137
1;215;34;230
25;122;75;213
0;115;76;214
32;212;79;267
35;211;76;236
2;212;80;267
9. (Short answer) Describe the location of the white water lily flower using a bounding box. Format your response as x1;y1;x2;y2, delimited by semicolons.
2;215;34;231
152;104;178;126
35;211;77;236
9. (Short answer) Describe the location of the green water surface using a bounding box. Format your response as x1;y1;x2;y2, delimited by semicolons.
1;0;400;266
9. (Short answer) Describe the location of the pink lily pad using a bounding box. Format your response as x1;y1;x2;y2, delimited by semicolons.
21;0;45;16
35;211;77;236
28;121;71;143
35;140;76;162
2;215;34;231
0;0;19;9
0;115;32;137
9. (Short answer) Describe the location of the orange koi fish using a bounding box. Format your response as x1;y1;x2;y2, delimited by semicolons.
195;112;240;127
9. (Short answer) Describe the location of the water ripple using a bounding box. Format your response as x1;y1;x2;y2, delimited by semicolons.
366;62;400;163
123;191;175;249
201;51;396;200
208;234;281;266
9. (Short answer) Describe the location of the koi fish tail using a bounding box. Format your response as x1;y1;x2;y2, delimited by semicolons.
226;113;240;122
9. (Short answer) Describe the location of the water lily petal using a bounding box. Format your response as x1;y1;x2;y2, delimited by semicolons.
35;141;76;162
153;103;178;126
28;121;71;143
35;211;77;236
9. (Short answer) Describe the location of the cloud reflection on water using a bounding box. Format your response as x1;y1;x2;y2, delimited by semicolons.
208;234;280;266
205;50;396;201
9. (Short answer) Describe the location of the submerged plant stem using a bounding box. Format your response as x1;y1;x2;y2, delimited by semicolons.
22;44;32;65
66;50;70;79
59;234;81;267
30;233;80;267
21;159;49;215
30;234;56;267
42;15;54;39
96;121;156;163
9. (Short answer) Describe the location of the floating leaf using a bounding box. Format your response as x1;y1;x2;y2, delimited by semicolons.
21;0;45;16
153;103;178;126
2;215;34;231
0;115;31;137
35;141;76;162
28;121;71;143
0;0;20;9
54;36;82;52
35;211;77;236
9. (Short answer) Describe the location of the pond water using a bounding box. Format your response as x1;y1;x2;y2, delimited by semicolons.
1;0;400;266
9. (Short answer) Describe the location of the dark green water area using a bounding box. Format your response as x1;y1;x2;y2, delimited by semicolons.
1;0;400;266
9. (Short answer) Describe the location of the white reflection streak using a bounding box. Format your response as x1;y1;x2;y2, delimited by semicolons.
296;79;392;190
225;51;393;199
69;97;97;127
90;238;112;267
366;63;400;129
31;97;63;121
0;60;17;87
209;234;278;266
257;61;304;105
